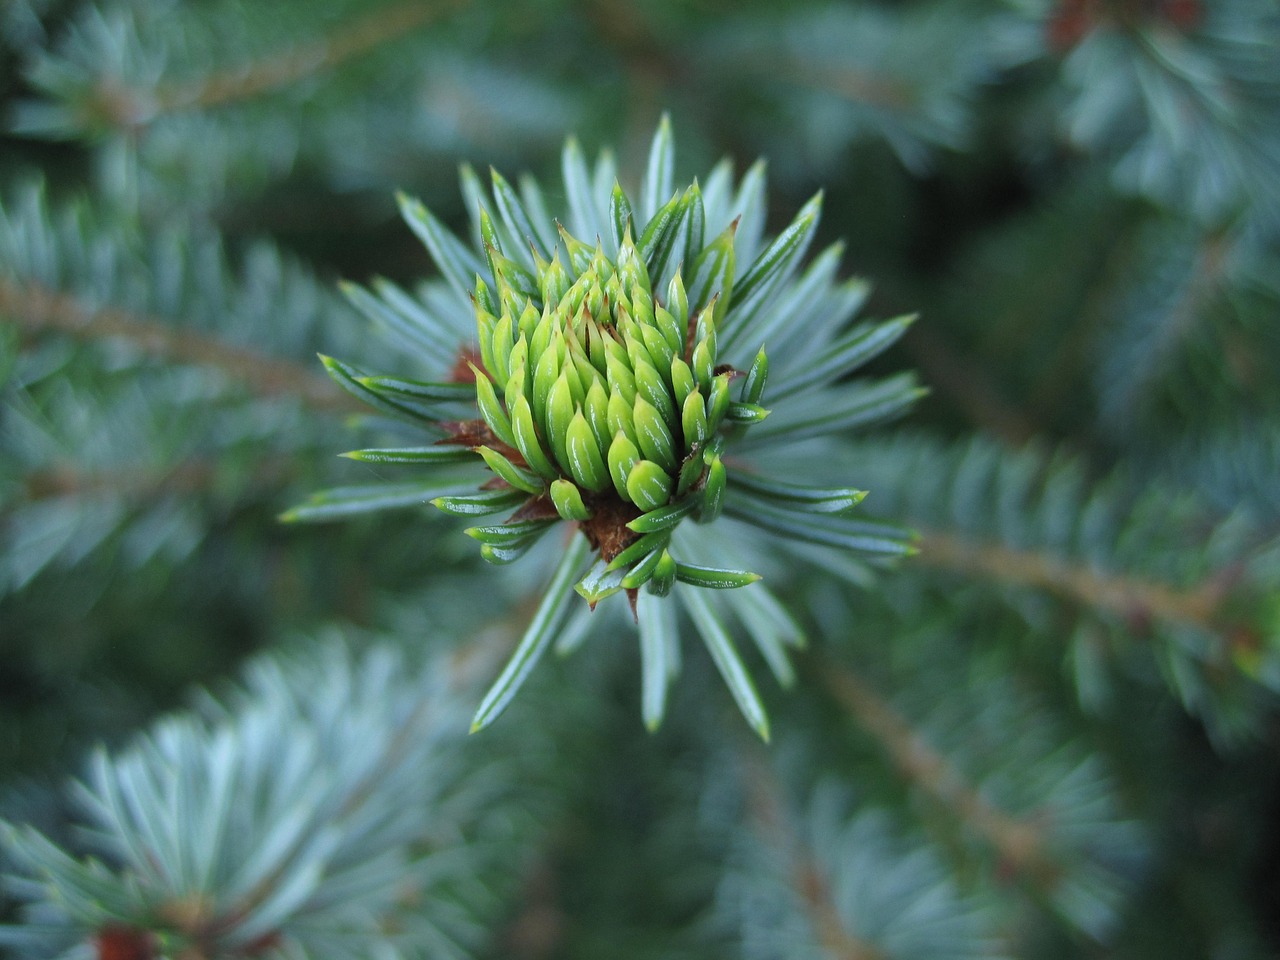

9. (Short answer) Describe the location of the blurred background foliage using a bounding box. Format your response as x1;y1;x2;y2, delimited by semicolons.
1;0;1279;957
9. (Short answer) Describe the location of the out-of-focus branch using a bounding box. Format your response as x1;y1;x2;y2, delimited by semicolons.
95;0;464;129
904;326;1038;444
742;751;887;960
917;529;1231;640
0;278;359;412
816;659;1060;889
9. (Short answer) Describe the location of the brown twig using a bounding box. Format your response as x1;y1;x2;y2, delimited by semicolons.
816;658;1060;890
18;456;300;507
904;326;1038;445
781;62;915;112
22;461;215;502
916;529;1227;638
1023;206;1142;421
0;278;360;413
741;749;886;960
97;0;464;128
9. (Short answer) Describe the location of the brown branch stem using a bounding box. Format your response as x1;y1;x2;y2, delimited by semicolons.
148;0;463;118
816;658;1060;890
785;63;915;112
742;751;886;960
0;278;359;413
916;529;1227;636
22;461;214;504
904;326;1038;445
18;456;298;507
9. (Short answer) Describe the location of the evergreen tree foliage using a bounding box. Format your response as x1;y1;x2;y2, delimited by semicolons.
2;1;1278;958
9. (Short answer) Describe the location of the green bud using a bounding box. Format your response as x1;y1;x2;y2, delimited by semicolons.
528;241;551;279
676;452;705;497
473;274;496;315
561;351;587;409
531;331;562;424
607;432;641;501
706;372;732;433
616;231;649;295
530;308;555;363
622;329;653;375
607;390;635;442
557;222;595;275
564;271;591;317
693;301;717;350
648;550;677;596
585;278;604;320
626;459;673;512
508;332;530;387
633;358;677;431
589;240;613;281
605;278;627;326
550;478;593;521
681;388;707;450
665;271;689;331
479;205;503;261
633;396;678;474
700;454;726;522
605;351;638;406
726;402;770;424
621;546;666;590
610;183;634;253
688;220;736;322
570;347;605;398
670;357;696;408
606;531;671;573
545;373;576;471
640;323;675;379
614;302;637;345
566;410;610;492
472;367;516;448
478;446;544;495
504;363;526;415
583;381;612;451
584;320;610;376
486;313;512;391
517;299;541;341
492;251;539;310
510;393;558;479
631;285;655;329
692;337;714;390
540;251;571;306
654;305;683;358
475;304;500;383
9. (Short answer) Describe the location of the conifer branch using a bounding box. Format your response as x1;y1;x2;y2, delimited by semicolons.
816;657;1059;890
0;278;359;412
17;458;290;505
19;462;209;502
916;529;1230;641
122;0;466;124
1024;210;1142;419
904;327;1037;444
742;755;886;960
1137;230;1229;382
781;62;913;113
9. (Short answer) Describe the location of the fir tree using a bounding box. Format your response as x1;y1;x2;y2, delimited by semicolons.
2;1;1279;958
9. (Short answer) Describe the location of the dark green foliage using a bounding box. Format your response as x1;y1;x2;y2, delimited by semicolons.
1;0;1278;958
